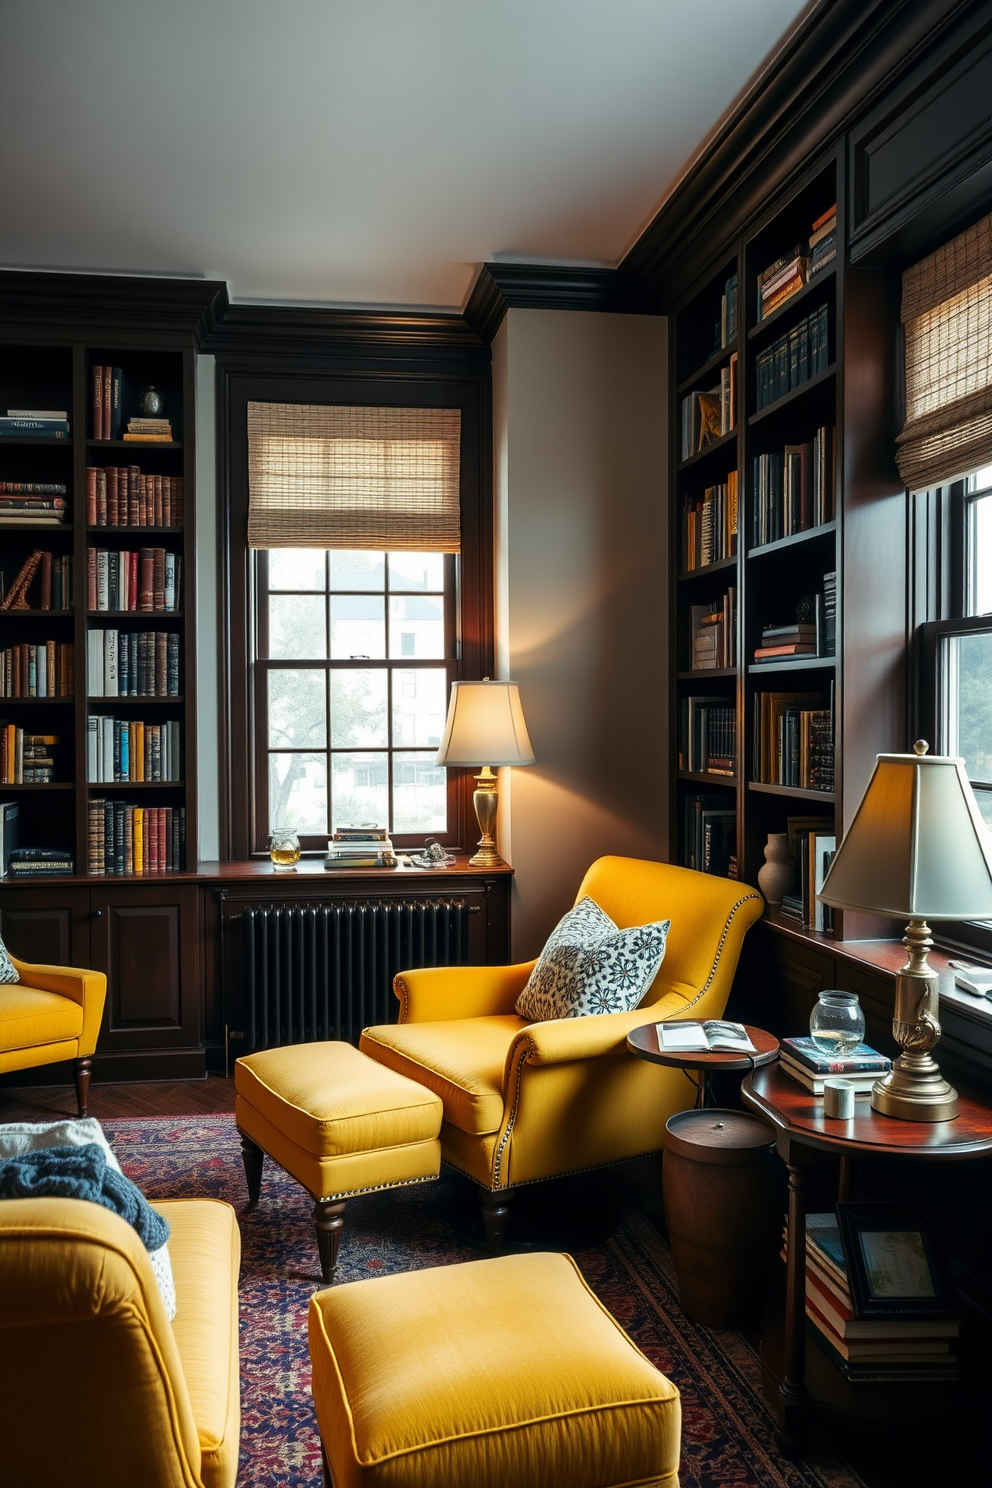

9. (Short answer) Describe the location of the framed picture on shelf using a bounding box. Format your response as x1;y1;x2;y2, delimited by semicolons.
836;1203;955;1319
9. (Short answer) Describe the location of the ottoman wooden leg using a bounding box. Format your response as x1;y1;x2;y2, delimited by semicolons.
313;1197;348;1283
240;1131;264;1207
480;1186;513;1255
75;1056;93;1117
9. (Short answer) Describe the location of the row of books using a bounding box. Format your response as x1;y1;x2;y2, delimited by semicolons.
86;468;184;528
751;427;835;546
86;630;180;698
680;473;738;572
0;410;69;440
91;368;175;443
0;550;74;611
683;793;735;876
87;717;182;783
680;359;737;461
795;1211;958;1383
689;590;737;671
0;642;74;697
719;272;738;348
1;729;59;784
778;824;837;933
755;205;836;323
6;847;74;877
678;697;736;775
86;548;182;612
754;304;830;411
87;799;186;875
0;492;67;526
752;691;834;792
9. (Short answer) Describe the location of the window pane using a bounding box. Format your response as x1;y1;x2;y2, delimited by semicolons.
968;493;992;616
331;751;389;830
388;594;444;658
330;595;386;659
945;630;992;784
391;668;447;747
268;669;326;748
269;753;327;834
268;595;327;659
388;552;444;592
974;788;992;832
329;552;385;591
392;752;447;833
268;549;326;591
330;669;388;747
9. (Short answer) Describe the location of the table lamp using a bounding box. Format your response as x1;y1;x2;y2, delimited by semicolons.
818;741;992;1122
435;679;534;868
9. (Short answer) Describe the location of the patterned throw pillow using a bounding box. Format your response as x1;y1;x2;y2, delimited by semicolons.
515;895;670;1022
0;934;19;984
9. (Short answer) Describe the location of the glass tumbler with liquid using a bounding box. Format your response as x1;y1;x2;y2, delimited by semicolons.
809;990;865;1056
269;829;301;870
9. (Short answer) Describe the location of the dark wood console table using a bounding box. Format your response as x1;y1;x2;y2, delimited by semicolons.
741;1061;992;1455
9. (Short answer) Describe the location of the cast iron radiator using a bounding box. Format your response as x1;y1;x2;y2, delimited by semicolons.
241;899;472;1051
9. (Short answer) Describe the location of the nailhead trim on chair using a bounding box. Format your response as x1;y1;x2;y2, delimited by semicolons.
318;1172;435;1203
491;890;761;1190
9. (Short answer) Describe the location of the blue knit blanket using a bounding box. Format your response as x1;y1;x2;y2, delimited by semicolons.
0;1142;169;1252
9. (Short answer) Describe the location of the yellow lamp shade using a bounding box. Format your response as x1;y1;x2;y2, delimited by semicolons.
435;680;535;768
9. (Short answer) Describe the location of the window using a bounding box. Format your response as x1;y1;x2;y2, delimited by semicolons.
256;549;456;846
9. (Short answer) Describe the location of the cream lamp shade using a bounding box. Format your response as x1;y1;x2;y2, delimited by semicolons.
818;748;992;920
435;680;535;768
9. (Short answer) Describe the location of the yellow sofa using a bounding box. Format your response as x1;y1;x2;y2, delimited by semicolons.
361;856;763;1248
0;1193;241;1488
0;956;107;1113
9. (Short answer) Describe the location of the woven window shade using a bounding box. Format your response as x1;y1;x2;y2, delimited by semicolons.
897;212;992;492
247;402;461;550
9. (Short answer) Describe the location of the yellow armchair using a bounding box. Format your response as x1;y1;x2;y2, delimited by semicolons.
361;856;763;1248
0;1194;241;1488
0;957;107;1114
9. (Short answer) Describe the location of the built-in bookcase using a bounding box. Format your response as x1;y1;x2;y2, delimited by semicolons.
0;337;196;875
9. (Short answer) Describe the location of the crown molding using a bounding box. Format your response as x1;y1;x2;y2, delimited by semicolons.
621;0;975;306
0;270;229;344
464;262;650;341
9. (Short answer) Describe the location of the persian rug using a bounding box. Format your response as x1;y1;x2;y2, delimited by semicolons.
106;1114;866;1488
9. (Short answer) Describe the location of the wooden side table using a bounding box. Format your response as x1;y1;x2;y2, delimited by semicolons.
627;1023;780;1107
741;1061;992;1455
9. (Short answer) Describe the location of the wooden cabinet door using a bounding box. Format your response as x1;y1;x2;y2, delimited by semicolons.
90;885;201;1053
0;888;91;969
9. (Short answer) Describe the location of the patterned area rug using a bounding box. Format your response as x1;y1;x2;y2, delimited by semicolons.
106;1115;866;1488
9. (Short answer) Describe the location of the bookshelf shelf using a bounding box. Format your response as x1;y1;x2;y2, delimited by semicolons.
0;610;73;619
747;656;835;674
748;520;837;558
747;264;837;341
87;695;184;705
0;696;74;705
748;365;836;426
88;781;185;791
748;781;836;803
0;524;73;534
678;770;737;788
86;526;183;536
86;440;182;450
678;346;737;395
677;668;737;681
0;437;73;447
0;782;74;791
677;428;737;473
678;555;738;582
87;611;184;619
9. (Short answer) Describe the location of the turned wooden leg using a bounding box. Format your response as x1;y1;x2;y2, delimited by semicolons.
480;1187;513;1255
240;1131;264;1207
313;1197;348;1283
75;1056;93;1117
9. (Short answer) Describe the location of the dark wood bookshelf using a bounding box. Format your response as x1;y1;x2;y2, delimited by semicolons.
87;611;184;619
86;695;184;704
92;781;185;791
677;344;737;396
86;440;182;450
678;770;737;787
0;438;72;447
677;427;737;473
747;365;836;426
0;524;73;533
0;782;73;791
676;668;737;681
747;519;836;558
747;780;836;803
0;696;74;705
747;656;835;674
86;526;183;536
678;554;738;582
746;263;837;341
0;610;73;618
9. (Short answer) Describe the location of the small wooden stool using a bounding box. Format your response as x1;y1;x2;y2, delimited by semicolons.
308;1251;682;1487
235;1041;443;1282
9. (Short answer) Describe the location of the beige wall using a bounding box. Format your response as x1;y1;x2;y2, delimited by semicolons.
493;307;669;959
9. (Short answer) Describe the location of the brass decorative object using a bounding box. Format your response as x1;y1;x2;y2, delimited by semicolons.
818;741;992;1123
435;680;535;869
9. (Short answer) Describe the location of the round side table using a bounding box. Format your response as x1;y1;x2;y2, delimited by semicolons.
627;1022;780;1107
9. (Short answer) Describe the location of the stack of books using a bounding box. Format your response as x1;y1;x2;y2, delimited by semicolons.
0;643;74;697
754;305;830;411
88;799;185;874
797;1213;959;1383
7;846;74;877
757;249;807;321
681;472;738;571
0;481;68;525
0;410;70;440
780;817;836;930
779;1037;891;1095
325;827;397;870
87;630;180;698
124;416;173;443
0;550;73;610
86;468;184;527
1;730;60;784
808;205;838;280
753;621;816;663
678;696;736;775
689;591;736;671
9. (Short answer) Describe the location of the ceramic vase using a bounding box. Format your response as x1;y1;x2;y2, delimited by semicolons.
757;832;794;905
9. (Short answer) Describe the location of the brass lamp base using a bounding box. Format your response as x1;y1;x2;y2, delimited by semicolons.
870;919;959;1122
469;765;507;868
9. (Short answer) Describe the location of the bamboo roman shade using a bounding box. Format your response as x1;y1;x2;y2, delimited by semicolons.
897;211;992;492
247;402;461;550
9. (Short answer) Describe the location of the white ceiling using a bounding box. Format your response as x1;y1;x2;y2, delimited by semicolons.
1;0;809;311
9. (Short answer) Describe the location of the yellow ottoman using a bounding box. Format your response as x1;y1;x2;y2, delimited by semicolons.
308;1251;682;1488
235;1041;443;1282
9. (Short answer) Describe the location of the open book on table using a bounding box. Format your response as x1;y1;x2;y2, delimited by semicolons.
657;1020;756;1054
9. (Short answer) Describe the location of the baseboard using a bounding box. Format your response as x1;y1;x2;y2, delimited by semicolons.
0;1049;208;1087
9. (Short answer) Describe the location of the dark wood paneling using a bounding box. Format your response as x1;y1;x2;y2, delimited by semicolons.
91;885;200;1049
0;889;90;967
